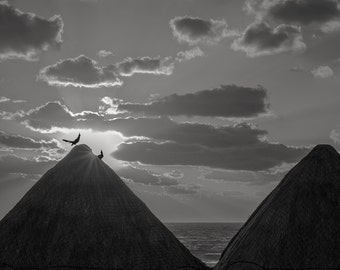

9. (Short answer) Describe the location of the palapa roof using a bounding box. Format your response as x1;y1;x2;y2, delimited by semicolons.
0;144;207;270
215;144;340;270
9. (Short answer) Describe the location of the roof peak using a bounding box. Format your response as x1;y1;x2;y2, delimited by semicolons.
70;144;92;153
306;144;339;158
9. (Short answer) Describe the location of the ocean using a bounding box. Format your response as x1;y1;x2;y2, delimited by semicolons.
165;223;242;268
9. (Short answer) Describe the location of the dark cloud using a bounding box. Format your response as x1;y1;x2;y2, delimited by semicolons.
116;56;174;76
266;0;340;25
38;55;122;88
107;117;267;148
0;2;63;61
0;154;57;175
0;131;60;150
116;166;178;186
14;101;75;132
112;141;307;171
232;22;306;57
169;16;236;45
118;85;269;118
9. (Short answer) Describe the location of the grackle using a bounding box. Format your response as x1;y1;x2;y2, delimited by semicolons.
97;150;104;160
63;133;81;146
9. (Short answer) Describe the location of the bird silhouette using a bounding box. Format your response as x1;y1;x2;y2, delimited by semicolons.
62;133;81;146
97;150;104;160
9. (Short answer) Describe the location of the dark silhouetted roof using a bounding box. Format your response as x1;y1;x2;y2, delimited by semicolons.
0;145;207;270
215;144;340;270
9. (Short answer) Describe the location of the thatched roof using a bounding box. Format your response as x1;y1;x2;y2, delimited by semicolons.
215;144;340;270
0;145;207;270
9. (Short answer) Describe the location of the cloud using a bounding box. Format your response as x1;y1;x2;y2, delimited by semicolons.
99;96;122;115
320;21;340;33
0;2;63;61
265;0;340;26
10;100;132;133
165;184;200;195
232;21;306;57
202;169;285;186
330;129;340;144
163;170;184;179
0;131;60;150
170;16;237;45
112;141;307;171
175;47;204;62
0;96;10;103
98;50;114;58
311;65;334;78
8;84;269;133
11;95;266;143
105;117;268;148
290;66;304;72
38;55;176;87
38;55;122;88
116;56;174;76
118;85;269;118
0;96;26;104
8;100;308;172
116;165;178;186
7;100;119;133
11;101;268;149
14;101;76;132
0;154;57;175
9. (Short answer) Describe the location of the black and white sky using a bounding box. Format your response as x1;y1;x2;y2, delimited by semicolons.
1;0;340;222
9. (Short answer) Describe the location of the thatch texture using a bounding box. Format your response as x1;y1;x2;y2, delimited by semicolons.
0;145;207;270
215;144;340;270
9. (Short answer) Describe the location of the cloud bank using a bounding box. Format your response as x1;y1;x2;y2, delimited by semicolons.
118;85;269;118
112;141;307;171
4;98;308;172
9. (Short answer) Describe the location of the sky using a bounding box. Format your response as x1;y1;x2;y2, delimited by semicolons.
0;0;340;222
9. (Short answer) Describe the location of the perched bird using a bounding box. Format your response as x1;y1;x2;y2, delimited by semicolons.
97;150;104;160
63;133;81;146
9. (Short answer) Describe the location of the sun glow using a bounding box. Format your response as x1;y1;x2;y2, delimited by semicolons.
58;129;126;169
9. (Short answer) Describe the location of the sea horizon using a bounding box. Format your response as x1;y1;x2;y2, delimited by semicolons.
165;222;243;267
